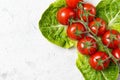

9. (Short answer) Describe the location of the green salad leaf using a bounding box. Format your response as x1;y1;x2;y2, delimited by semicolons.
39;0;76;48
76;53;119;80
96;0;120;32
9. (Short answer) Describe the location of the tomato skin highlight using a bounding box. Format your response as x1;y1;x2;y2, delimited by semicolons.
57;7;76;25
77;36;97;55
67;23;86;40
89;18;107;36
89;51;110;71
77;3;96;22
102;30;120;49
112;48;120;62
66;0;83;8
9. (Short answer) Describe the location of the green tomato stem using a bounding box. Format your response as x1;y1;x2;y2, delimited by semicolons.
80;17;118;65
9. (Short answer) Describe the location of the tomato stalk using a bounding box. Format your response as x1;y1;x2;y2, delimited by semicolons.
75;27;90;36
97;38;118;64
87;22;118;64
67;2;119;69
76;13;119;65
91;27;119;64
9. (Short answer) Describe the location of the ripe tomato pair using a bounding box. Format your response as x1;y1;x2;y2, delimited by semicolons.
69;17;107;42
89;48;120;70
66;0;96;22
57;1;96;25
89;46;120;71
76;36;110;71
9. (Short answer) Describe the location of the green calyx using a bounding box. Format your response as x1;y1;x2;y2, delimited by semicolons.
96;58;105;69
75;30;82;37
84;41;93;49
110;34;117;41
94;20;102;28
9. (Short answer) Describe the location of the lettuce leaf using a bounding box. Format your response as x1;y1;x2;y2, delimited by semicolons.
76;53;119;80
96;0;120;32
39;0;76;48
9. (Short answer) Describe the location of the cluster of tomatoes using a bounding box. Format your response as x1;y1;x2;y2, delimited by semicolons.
57;0;120;71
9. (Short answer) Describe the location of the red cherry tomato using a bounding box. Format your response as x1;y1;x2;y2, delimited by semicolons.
77;36;97;55
102;30;120;49
89;18;107;36
67;23;86;40
112;48;120;62
57;7;76;25
77;3;96;22
66;0;83;8
89;51;110;71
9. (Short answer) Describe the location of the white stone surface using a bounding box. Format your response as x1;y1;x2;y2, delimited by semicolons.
0;0;114;80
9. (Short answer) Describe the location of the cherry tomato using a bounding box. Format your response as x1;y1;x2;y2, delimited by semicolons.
89;18;107;36
66;0;83;8
57;7;76;25
89;51;110;71
67;23;86;40
102;30;120;49
112;48;120;62
77;36;97;55
77;3;96;22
